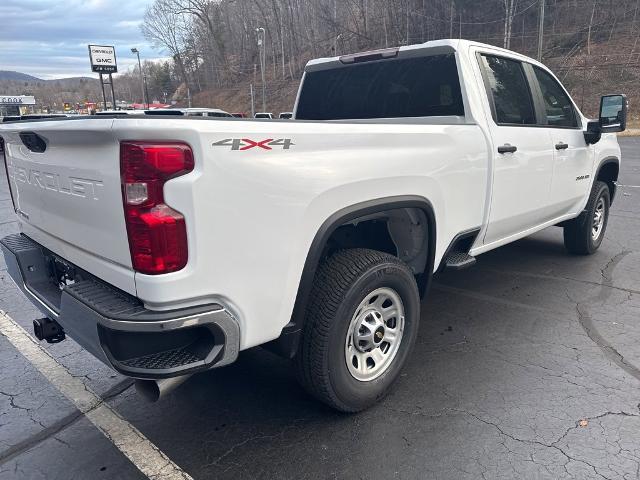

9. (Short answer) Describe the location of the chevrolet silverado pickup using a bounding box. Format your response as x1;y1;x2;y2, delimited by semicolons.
0;40;627;412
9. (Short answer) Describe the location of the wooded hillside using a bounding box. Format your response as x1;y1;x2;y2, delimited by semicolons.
138;0;640;116
5;1;638;116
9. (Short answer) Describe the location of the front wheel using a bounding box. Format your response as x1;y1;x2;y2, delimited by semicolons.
295;249;421;412
563;180;611;255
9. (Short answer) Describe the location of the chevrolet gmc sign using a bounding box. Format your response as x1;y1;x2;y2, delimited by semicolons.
88;45;118;73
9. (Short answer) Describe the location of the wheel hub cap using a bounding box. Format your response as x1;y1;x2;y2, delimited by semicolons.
345;287;405;382
592;197;606;241
353;310;386;352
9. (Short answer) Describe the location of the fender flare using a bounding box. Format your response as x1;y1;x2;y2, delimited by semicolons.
265;195;437;359
594;156;620;202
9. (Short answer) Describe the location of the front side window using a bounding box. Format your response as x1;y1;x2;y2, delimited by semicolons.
481;55;536;125
296;54;464;120
533;67;578;127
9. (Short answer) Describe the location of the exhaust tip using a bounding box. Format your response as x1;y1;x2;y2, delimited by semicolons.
135;380;161;402
135;375;193;402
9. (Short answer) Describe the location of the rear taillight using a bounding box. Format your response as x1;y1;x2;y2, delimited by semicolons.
120;141;194;275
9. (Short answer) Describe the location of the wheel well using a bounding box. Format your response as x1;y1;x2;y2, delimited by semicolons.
325;208;430;277
597;160;619;202
263;197;436;359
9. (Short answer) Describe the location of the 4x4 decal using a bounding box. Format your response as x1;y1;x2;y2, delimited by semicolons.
213;138;294;151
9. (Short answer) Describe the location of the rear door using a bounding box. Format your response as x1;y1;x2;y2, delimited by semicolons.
529;66;592;215
477;53;556;245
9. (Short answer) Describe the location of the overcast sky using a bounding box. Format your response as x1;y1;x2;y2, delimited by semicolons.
0;0;165;79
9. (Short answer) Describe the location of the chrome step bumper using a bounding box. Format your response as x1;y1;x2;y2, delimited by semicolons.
1;233;240;379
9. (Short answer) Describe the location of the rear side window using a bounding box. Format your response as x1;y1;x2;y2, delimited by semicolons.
296;54;464;120
481;55;536;125
533;67;578;127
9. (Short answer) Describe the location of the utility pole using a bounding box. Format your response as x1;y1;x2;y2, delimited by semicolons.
537;0;545;61
587;2;596;55
280;16;285;78
449;1;454;38
250;84;255;118
131;48;149;109
335;34;342;56
256;27;266;113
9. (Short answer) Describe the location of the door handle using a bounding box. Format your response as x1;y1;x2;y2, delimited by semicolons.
555;142;569;150
498;144;517;154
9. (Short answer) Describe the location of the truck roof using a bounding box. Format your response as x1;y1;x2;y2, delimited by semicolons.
305;39;545;72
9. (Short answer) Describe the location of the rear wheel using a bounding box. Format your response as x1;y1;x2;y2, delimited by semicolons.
563;180;610;255
295;248;420;412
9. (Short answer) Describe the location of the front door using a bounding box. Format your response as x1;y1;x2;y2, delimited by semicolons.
528;65;592;216
478;53;556;245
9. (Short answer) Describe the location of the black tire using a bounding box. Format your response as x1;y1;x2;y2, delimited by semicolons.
563;180;610;255
294;248;421;412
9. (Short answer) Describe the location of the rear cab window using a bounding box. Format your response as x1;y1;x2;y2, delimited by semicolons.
296;53;464;120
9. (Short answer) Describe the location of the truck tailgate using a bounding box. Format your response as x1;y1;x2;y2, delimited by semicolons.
1;119;132;271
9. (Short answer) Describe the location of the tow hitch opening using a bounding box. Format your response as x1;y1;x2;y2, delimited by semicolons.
33;317;65;343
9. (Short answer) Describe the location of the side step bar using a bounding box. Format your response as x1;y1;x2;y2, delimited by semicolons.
444;252;477;271
439;228;481;272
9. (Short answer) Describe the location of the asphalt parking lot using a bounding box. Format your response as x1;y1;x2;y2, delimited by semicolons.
1;138;639;480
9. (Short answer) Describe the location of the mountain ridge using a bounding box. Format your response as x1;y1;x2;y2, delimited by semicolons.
0;71;42;82
0;70;95;83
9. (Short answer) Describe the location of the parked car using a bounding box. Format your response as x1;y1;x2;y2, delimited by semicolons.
231;113;247;118
95;108;233;118
1;114;70;122
94;110;146;116
0;40;626;412
254;112;274;119
181;108;233;117
144;108;233;117
279;112;293;119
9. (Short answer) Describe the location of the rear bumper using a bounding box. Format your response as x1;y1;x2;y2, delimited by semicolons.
1;233;240;379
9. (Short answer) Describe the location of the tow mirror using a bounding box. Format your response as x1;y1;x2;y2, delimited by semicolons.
599;94;627;133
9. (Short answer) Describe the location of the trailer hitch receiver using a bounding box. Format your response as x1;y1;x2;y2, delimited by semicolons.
33;318;65;344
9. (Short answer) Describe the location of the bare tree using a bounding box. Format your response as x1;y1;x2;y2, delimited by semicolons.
134;0;640;116
141;0;192;96
503;0;518;49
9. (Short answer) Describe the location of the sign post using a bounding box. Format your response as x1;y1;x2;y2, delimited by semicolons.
99;75;107;110
88;45;118;110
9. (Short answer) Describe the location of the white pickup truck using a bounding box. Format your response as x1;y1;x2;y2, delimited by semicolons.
0;40;627;412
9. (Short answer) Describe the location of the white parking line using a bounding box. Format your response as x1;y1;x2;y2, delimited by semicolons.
0;311;193;480
619;184;640;188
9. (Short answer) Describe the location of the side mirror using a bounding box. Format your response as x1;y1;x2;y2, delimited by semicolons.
599;94;627;133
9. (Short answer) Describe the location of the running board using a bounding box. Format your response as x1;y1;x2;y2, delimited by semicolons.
444;252;477;271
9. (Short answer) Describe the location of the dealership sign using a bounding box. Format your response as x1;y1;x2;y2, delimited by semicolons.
88;45;118;73
0;96;36;105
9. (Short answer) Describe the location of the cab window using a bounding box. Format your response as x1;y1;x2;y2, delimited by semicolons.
480;54;536;125
533;67;578;128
